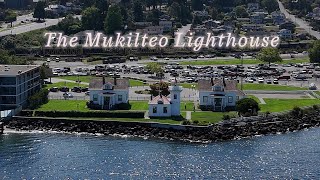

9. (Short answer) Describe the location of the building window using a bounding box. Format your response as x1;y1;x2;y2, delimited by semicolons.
214;86;222;91
163;107;168;113
118;95;122;102
153;106;157;113
203;96;208;103
174;94;177;99
236;96;240;101
93;94;98;101
228;96;233;103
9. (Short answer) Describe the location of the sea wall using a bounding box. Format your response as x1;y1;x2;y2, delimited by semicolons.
5;107;320;142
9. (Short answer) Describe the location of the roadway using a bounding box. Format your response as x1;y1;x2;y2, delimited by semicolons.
0;14;81;37
277;0;320;39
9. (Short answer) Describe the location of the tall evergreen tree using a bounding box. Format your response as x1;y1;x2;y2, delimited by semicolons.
133;0;144;21
104;5;123;34
33;1;46;21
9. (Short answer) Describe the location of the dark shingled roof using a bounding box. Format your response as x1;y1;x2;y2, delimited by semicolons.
198;78;245;95
89;77;129;90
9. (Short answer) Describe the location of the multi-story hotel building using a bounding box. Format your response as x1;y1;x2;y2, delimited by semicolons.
0;65;41;110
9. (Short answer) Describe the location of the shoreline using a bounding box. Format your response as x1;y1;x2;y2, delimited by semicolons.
4;106;320;143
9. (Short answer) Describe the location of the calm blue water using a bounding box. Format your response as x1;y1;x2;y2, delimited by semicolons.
0;128;320;179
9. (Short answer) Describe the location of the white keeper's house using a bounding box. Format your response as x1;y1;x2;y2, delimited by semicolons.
198;78;246;111
88;77;129;110
148;82;183;117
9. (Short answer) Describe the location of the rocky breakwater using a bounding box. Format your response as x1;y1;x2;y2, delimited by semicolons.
5;106;320;142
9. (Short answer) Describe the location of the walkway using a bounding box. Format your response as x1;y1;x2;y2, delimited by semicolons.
186;111;192;120
258;97;266;104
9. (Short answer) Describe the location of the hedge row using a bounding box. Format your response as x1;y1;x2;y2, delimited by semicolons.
33;111;145;118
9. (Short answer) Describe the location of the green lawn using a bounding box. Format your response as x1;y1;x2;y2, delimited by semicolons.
179;58;309;66
247;95;260;103
129;79;146;87
130;101;149;110
239;83;307;91
180;83;198;89
38;100;195;113
57;76;146;87
260;99;320;112
130;101;195;111
45;82;88;89
191;111;237;124
57;76;93;83
36;100;186;124
37;100;89;111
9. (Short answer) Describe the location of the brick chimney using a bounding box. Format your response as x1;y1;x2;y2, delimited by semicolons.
113;76;117;86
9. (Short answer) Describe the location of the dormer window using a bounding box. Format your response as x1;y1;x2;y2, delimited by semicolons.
104;83;113;90
213;86;223;91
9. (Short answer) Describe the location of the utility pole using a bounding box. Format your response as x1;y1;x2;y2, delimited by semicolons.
241;52;244;91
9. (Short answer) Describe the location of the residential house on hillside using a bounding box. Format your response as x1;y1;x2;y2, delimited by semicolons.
278;29;292;39
143;26;164;35
202;19;221;29
241;24;264;32
271;11;286;25
250;12;265;24
159;20;173;32
45;4;67;17
247;3;259;12
88;77;129;110
280;21;295;32
1;0;30;9
198;78;245;111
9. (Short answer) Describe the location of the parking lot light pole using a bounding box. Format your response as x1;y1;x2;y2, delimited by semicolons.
241;53;244;91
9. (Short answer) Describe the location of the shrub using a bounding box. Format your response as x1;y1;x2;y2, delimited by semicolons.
291;106;303;117
19;110;34;117
34;110;145;118
313;105;319;110
181;120;191;125
222;114;231;120
113;103;131;110
192;120;199;125
236;98;260;116
28;89;49;110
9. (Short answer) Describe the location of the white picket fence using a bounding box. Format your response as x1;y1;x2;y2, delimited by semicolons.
0;106;22;119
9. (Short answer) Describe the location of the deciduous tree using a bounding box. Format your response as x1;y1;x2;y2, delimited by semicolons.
309;40;320;63
257;47;282;67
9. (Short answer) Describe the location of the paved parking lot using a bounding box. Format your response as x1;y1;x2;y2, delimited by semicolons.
38;56;320;103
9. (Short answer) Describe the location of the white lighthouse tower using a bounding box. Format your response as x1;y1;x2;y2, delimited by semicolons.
169;80;183;116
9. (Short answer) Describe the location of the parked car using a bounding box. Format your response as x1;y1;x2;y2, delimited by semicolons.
49;87;59;92
59;87;69;92
258;78;264;83
72;87;82;93
266;80;272;84
63;92;73;98
273;79;279;84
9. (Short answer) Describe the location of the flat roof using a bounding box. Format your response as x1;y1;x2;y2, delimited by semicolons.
0;65;40;76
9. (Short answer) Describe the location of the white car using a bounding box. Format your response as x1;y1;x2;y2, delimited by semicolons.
63;92;73;98
258;78;264;83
